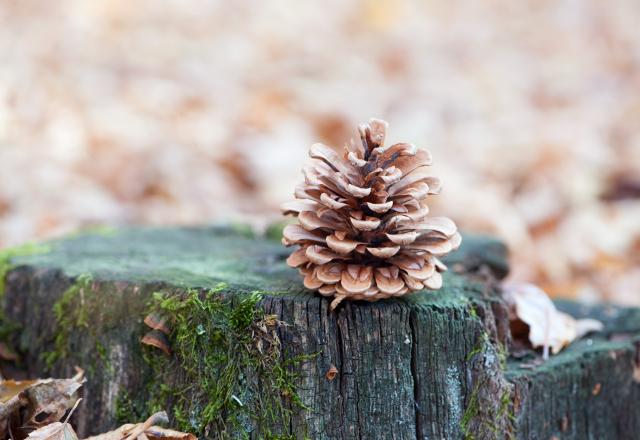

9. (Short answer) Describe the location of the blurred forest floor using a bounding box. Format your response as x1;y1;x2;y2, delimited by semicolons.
0;0;639;305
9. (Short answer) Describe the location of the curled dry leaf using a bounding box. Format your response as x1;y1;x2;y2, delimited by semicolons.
143;313;171;336
141;330;171;356
122;411;168;440
142;313;172;355
503;282;604;359
85;411;196;440
141;426;197;440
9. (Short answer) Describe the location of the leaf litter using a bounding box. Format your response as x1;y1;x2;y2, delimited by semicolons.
0;369;196;440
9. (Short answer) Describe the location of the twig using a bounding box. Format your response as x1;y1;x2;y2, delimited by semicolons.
123;412;168;440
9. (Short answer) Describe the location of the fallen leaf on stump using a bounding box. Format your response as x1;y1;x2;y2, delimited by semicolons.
325;365;338;381
141;330;171;356
143;314;171;336
502;282;604;359
141;314;172;355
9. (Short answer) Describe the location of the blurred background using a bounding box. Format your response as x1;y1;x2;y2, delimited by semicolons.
0;0;638;305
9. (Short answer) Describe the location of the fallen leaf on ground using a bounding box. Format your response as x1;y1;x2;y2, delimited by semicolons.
1;367;194;440
0;379;39;404
85;411;196;440
26;399;81;440
0;343;19;362
26;421;78;440
142;426;196;440
502;282;604;359
0;368;84;439
24;368;85;427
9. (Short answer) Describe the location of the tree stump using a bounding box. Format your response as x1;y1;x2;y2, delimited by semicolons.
2;226;639;439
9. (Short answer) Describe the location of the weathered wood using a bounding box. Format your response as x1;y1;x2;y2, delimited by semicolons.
507;302;640;439
2;226;639;439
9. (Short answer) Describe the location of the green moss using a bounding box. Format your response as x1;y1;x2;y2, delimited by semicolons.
43;274;130;377
95;340;114;375
227;224;255;239
0;242;51;298
464;298;479;319
461;331;512;439
497;342;508;371
460;383;479;440
498;389;516;436
0;242;51;351
115;389;147;424
63;225;119;239
43;274;94;368
142;286;313;439
466;332;489;362
461;378;505;439
264;221;295;242
41;273;313;437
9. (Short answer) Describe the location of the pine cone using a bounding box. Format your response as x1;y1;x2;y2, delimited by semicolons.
282;118;461;310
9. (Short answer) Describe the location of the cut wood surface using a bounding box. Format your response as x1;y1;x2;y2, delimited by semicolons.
2;226;639;439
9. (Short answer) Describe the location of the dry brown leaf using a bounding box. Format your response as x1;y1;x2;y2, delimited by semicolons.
84;425;196;440
26;399;81;440
24;368;85;427
503;282;604;359
0;368;84;439
83;424;131;440
143;314;171;336
0;343;19;362
122;412;169;440
325;365;338;381
26;421;79;440
141;330;171;355
85;411;195;440
0;379;39;404
143;426;197;440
